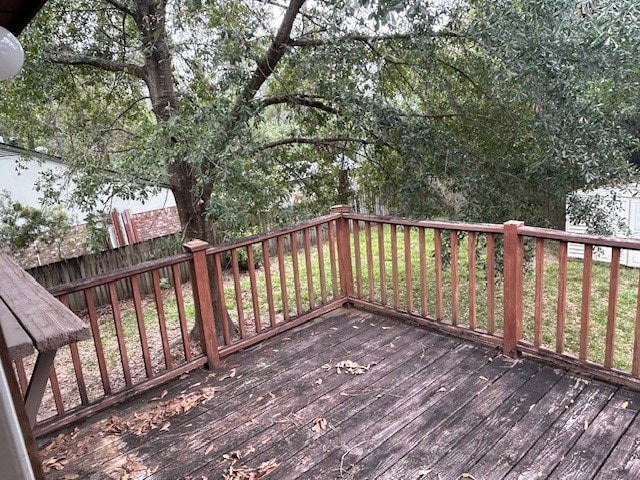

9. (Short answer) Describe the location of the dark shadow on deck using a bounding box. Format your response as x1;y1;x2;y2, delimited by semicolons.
41;308;640;479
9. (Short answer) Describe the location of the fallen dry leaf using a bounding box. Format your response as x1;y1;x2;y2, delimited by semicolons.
621;401;630;409
315;378;323;385
312;417;327;432
205;444;215;455
222;458;278;480
103;387;217;437
334;360;377;375
462;473;477;479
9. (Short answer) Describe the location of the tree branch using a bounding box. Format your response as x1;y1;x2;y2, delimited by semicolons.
258;136;376;151
102;0;136;18
260;94;337;114
52;53;146;80
228;0;306;126
287;30;468;48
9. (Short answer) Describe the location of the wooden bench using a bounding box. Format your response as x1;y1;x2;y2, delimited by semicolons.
0;253;90;427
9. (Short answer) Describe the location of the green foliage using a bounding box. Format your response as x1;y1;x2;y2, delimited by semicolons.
0;190;72;253
2;0;640;241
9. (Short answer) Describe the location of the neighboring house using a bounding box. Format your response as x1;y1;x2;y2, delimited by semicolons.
566;184;640;267
0;143;181;267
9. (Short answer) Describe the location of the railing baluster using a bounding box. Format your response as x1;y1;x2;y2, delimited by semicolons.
419;227;428;318
277;235;290;321
353;220;363;298
290;232;303;315
378;223;387;305
404;226;413;313
59;294;88;405
328;221;339;299
633;269;640;375
605;247;621;369
171;263;192;360
579;244;593;361
84;289;111;394
303;229;315;310
450;230;459;326
151;270;173;370
14;358;28;396
316;225;327;304
261;240;277;328
231;248;247;339
108;282;132;386
434;229;444;321
131;274;153;378
365;221;374;303
247;245;262;333
486;233;495;335
213;253;232;345
468;232;477;330
534;238;545;348
48;364;64;415
391;224;399;309
556;242;568;354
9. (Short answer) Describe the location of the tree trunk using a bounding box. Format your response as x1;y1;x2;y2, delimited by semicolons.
135;0;230;342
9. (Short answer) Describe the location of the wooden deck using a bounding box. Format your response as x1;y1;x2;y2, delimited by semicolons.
40;308;640;479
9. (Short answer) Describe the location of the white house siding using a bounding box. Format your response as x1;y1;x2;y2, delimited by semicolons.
566;185;640;268
0;144;176;223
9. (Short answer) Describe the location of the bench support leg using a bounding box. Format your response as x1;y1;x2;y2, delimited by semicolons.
24;350;56;428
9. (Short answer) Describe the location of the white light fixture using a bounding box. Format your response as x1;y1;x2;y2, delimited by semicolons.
0;26;24;80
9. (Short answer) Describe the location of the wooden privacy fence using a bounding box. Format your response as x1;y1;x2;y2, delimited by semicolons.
15;206;640;436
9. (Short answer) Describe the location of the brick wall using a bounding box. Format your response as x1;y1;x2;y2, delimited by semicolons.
130;206;181;241
6;207;183;268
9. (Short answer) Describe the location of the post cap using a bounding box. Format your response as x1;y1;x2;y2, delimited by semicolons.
331;205;352;214
184;239;209;252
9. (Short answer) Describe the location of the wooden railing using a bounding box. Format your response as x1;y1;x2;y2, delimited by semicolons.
16;207;640;435
18;213;345;435
342;213;506;348
343;212;640;389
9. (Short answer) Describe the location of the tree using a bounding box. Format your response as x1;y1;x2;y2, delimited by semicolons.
0;190;72;257
2;0;639;240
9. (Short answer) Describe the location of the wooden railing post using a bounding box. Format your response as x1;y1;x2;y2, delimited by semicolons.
184;240;220;369
331;205;354;301
502;221;524;357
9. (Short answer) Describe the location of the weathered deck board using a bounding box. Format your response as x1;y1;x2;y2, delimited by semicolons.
40;308;640;480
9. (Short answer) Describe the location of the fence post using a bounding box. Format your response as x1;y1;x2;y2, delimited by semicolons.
331;205;354;301
502;220;524;357
184;240;221;369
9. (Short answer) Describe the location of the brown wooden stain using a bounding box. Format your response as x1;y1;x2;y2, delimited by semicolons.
434;228;444;321
605;247;621;369
303;228;315;311
467;231;477;330
107;282;133;386
534;238;545;347
486;233;496;335
19;210;640;438
41;309;640;480
580;244;594;361
290;232;303;316
404;226;413;313
556;241;568;354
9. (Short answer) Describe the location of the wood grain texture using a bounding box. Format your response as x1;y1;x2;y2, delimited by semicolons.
40;308;640;480
0;299;34;359
0;253;89;352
